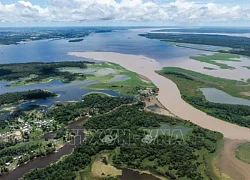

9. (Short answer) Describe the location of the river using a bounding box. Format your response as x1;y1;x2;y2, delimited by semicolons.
0;119;85;180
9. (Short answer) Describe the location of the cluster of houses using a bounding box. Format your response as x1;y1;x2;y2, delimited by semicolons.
33;119;53;128
138;87;155;96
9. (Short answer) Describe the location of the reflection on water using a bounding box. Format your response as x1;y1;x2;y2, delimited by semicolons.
109;75;131;82
0;79;121;107
0;29;205;64
0;79;122;120
59;68;97;74
201;88;250;106
119;169;160;180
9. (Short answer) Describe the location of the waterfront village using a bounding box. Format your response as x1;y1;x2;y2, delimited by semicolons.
0;86;156;172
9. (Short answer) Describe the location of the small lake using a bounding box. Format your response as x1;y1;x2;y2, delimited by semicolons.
59;68;97;74
119;169;161;180
109;75;131;82
200;88;250;106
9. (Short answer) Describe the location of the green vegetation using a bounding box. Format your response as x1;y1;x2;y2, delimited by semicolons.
140;33;250;57
85;62;156;95
0;140;56;170
0;28;114;45
0;89;56;106
23;95;223;180
48;94;135;124
190;53;240;69
235;142;250;164
157;67;250;127
0;61;93;85
203;67;216;70
243;66;250;70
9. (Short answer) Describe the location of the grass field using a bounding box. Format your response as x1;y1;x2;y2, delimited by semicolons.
235;142;250;164
190;53;241;69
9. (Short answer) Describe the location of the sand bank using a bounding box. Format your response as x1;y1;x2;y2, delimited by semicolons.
69;52;250;140
218;139;250;180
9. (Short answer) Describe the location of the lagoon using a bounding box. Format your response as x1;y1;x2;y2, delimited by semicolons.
0;79;122;120
201;88;250;106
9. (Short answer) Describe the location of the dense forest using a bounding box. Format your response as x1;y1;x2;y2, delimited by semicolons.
0;141;56;168
0;61;94;83
152;27;250;34
48;94;135;124
23;99;222;180
140;33;250;56
160;70;250;128
0;89;56;107
0;28;115;45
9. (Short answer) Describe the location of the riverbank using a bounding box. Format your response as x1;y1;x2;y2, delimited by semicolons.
69;51;250;141
218;139;250;180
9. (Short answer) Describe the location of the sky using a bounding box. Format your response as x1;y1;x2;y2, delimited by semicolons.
0;0;249;27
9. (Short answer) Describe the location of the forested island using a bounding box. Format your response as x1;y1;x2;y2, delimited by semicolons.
0;89;56;106
0;61;94;84
140;33;250;56
152;27;250;34
69;38;84;42
0;28;115;45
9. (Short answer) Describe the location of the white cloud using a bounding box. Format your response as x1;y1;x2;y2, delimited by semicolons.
0;0;249;24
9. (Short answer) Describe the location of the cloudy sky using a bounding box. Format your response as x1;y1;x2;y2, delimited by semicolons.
0;0;249;26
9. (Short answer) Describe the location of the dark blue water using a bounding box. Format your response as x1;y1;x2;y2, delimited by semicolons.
0;79;121;103
0;79;122;120
0;29;203;64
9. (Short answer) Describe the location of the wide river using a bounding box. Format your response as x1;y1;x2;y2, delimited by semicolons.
0;28;203;64
1;28;187;180
1;28;249;179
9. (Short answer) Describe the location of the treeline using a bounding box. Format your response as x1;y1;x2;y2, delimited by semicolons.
48;94;135;124
140;33;250;56
23;103;222;180
0;89;56;106
185;96;250;127
0;61;94;83
0;28;115;45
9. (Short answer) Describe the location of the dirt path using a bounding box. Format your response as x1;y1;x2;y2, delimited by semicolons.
218;139;250;180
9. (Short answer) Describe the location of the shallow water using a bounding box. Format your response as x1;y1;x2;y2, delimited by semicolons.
109;75;131;82
201;88;250;106
59;68;96;74
96;68;117;75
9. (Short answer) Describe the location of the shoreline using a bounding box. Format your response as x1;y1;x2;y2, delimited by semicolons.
69;51;250;140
